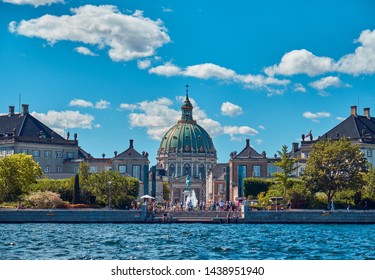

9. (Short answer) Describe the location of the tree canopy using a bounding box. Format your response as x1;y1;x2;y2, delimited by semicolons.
0;154;42;202
303;138;367;205
274;145;299;197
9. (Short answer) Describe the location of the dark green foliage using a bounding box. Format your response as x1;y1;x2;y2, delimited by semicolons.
73;174;80;204
26;178;74;202
303;138;367;205
85;171;139;209
163;182;171;201
244;178;273;197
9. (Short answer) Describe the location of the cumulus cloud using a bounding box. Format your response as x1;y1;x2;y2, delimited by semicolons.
74;46;97;57
264;49;335;77
258;125;266;130
8;5;170;61
31;110;97;136
3;0;64;7
336;117;346;121
149;62;290;90
264;29;375;77
69;98;110;109
336;29;375;75
309;76;348;91
119;103;138;111
137;59;151;69
293;83;307;93
303;111;331;119
69;99;93;108
95;99;110;109
124;96;258;141
221;102;243;117
149;62;182;77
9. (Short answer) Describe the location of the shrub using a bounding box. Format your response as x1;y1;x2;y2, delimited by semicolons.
25;191;64;209
26;178;74;202
244;178;273;198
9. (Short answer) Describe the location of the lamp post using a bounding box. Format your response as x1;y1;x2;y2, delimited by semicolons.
108;181;112;209
102;153;105;171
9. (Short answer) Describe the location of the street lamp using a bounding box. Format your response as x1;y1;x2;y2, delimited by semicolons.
102;153;105;171
108;181;112;209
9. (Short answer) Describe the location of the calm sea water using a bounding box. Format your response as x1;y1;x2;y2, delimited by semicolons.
1;223;374;260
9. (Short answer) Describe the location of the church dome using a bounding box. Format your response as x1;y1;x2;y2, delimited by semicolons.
157;87;216;157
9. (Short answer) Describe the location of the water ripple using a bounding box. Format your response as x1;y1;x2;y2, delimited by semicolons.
0;223;375;259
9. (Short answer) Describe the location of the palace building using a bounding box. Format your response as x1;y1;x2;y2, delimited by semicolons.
156;87;217;202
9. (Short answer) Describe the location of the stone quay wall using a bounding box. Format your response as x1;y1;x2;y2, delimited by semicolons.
242;208;375;224
0;209;145;223
1;208;375;223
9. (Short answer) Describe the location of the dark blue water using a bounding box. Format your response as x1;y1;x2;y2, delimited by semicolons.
1;224;374;260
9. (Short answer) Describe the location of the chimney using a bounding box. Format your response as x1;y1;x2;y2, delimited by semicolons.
246;139;250;148
364;108;370;119
292;142;299;153
129;139;134;148
8;106;15;117
21;104;29;116
350;106;357;117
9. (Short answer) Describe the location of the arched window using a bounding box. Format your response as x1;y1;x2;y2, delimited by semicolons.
183;163;191;176
169;163;175;178
198;163;205;180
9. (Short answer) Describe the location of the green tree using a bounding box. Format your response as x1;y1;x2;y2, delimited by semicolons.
72;174;80;204
363;167;375;199
163;182;171;201
274;145;299;197
0;154;42;202
86;171;139;209
303;138;367;207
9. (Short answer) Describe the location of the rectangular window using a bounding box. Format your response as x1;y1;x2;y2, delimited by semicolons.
67;152;74;159
32;150;40;157
20;149;28;154
105;166;112;171
6;150;12;155
367;150;373;157
119;165;127;174
44;151;51;157
89;166;98;173
267;166;275;177
56;151;63;158
57;167;62;173
253;165;261;177
44;166;51;173
132;165;141;180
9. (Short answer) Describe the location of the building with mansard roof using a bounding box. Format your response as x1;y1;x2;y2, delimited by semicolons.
0;104;89;178
156;87;217;203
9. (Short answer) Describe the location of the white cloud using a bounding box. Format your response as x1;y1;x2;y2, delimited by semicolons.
95;99;110;109
74;46;97;57
9;5;170;61
162;7;174;13
221;102;243;117
223;126;259;139
303;111;331;119
31;110;97;136
69;99;93;108
149;62;182;76
336;116;346;121
119;103;138;111
255;139;263;145
149;62;290;91
336;29;375;75
137;59;151;70
309;76;348;91
293;83;307;93
124;96;258;141
264;49;335;77
258;125;266;130
3;0;64;7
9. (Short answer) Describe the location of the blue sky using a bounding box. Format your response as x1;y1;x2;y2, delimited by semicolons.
1;0;375;165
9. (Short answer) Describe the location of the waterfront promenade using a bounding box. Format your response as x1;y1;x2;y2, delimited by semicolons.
1;208;375;224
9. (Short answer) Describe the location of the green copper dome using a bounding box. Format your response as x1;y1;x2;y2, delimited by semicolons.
158;88;216;156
